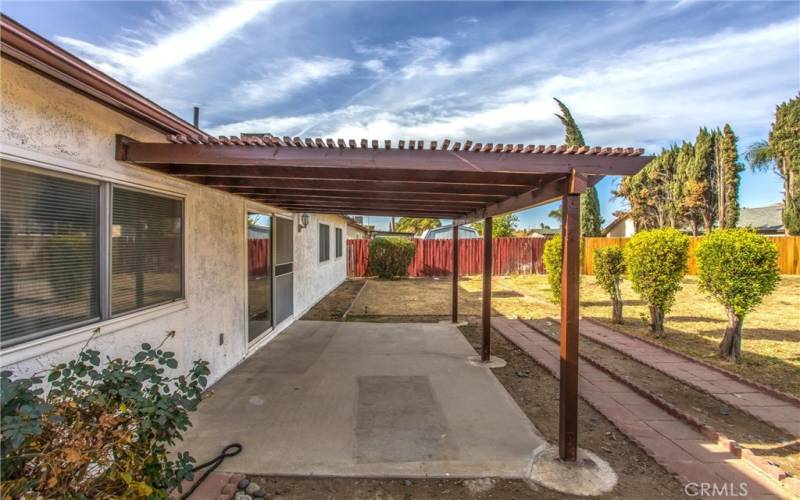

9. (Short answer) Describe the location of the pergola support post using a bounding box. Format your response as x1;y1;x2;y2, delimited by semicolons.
481;217;493;362
559;193;581;461
451;224;459;323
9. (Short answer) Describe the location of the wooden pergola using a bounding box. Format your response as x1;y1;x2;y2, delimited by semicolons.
116;133;651;461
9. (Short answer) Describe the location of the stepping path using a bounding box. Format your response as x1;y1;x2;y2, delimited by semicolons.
579;319;799;437
494;317;790;499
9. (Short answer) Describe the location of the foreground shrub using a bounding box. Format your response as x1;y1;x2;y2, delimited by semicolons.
0;331;209;498
368;237;416;278
594;246;626;323
624;228;689;336
695;229;780;362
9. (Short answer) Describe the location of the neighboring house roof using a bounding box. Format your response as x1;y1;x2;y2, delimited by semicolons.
419;224;479;239
738;204;784;232
0;14;201;136
344;216;369;234
530;228;560;236
602;213;630;236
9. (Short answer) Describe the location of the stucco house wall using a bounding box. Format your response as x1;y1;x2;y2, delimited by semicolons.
0;58;345;385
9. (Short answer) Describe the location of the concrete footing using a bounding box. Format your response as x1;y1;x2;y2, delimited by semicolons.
439;320;469;327
527;445;617;496
466;355;507;368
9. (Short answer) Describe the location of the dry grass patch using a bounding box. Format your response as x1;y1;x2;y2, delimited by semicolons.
348;275;800;396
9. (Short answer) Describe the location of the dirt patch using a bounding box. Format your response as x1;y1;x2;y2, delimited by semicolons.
458;322;685;499
302;279;365;320
523;318;800;477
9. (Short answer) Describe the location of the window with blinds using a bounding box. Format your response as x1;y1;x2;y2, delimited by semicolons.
319;223;330;262
1;165;100;346
111;187;183;315
0;162;185;348
335;227;343;258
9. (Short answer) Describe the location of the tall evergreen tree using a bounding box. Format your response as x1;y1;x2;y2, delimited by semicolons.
673;141;702;235
717;124;743;228
580;187;604;236
748;96;800;235
553;98;603;235
553;97;585;147
692;128;717;234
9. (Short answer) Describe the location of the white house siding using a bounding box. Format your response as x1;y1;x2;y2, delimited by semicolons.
0;59;345;386
293;214;347;318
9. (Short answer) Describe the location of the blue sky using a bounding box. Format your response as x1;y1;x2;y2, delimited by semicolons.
5;1;798;230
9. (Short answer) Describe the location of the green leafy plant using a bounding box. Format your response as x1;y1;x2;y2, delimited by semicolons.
368;237;416;279
470;214;519;237
543;235;563;302
0;331;209;498
624;228;690;336
593;247;626;323
695;229;780;362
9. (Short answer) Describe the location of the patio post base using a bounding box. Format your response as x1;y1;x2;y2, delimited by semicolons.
440;319;469;327
527;445;617;496
466;355;507;368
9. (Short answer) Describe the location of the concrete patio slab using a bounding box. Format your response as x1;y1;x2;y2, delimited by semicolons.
179;320;545;478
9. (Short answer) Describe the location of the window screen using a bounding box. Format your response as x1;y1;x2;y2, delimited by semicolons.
111;187;183;315
335;227;343;258
319;223;330;262
1;165;100;346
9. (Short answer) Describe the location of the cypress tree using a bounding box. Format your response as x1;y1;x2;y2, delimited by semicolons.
717;124;743;228
553;98;603;235
580;187;604;236
692;128;717;234
770;97;800;234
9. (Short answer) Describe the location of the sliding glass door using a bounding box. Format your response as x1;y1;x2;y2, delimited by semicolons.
247;213;272;342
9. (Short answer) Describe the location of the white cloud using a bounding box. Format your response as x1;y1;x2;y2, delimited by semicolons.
235;57;354;104
57;1;277;85
210;17;798;153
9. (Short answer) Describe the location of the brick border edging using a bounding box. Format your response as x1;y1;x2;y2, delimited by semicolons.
341;279;368;321
583;317;800;407
549;318;800;438
498;322;799;497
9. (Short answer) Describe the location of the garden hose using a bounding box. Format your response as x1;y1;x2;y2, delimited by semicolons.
180;443;243;500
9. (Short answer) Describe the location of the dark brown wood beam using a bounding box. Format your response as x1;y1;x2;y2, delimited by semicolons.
205;176;525;196
222;187;506;202
481;217;493;362
453;176;568;225
559;193;581;461
452;224;459;323
118;139;652;176
275;206;464;218
272;200;479;212
162;164;542;187
249;194;487;206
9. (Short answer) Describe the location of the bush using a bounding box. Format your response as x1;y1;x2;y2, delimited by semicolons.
0;330;209;498
594;247;626;323
543;235;563;302
624;228;690;336
368;237;416;279
695;229;780;362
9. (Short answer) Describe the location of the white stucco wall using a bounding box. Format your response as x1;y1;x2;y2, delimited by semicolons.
0;59;345;385
293;214;347;318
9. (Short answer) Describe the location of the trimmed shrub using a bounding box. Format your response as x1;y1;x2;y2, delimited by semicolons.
368;237;416;279
695;229;780;362
624;228;690;336
543;235;562;302
0;331;208;497
594;246;626;323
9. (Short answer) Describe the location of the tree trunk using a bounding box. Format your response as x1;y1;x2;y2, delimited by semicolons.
690;220;698;237
719;308;743;362
611;282;623;324
648;305;664;336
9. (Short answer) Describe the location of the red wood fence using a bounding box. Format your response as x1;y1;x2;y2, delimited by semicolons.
347;237;546;277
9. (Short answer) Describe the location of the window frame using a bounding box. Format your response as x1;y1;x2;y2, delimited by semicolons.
334;226;343;259
318;222;331;263
0;160;186;348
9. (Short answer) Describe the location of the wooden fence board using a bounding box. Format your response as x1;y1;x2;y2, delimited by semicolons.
582;236;799;275
347;237;546;277
348;236;800;277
